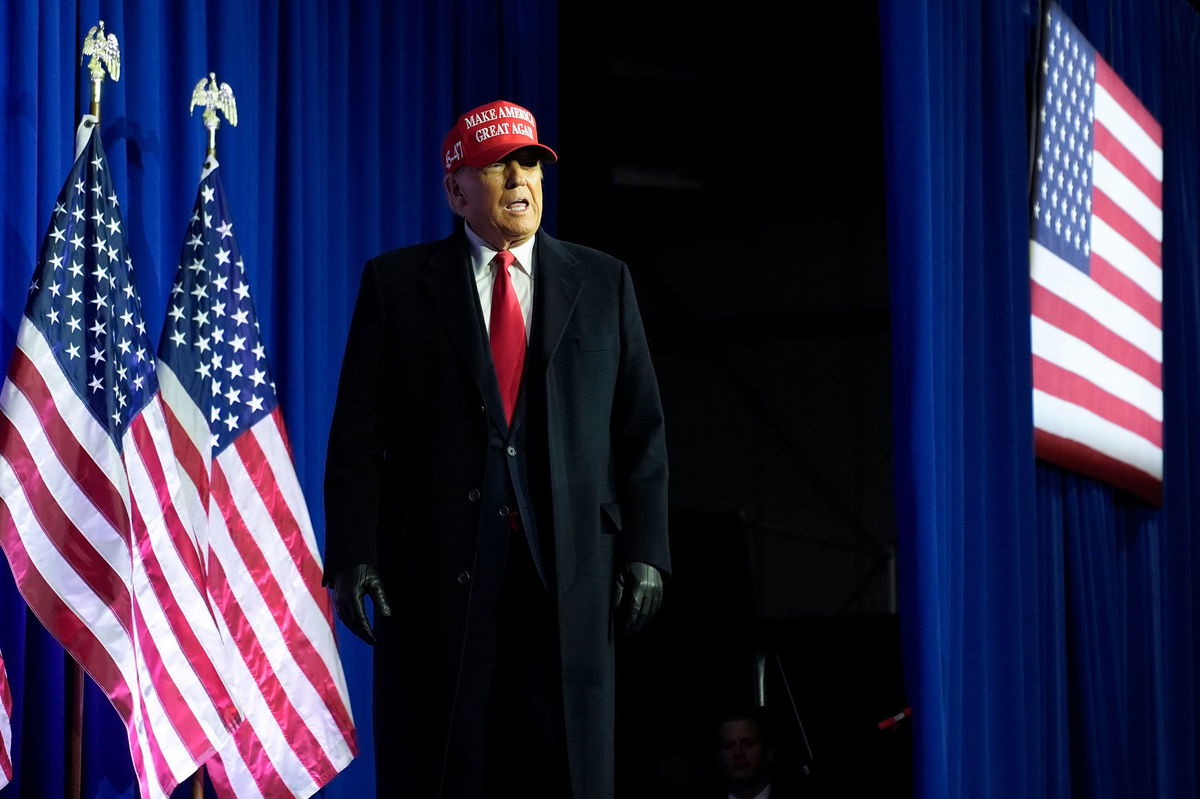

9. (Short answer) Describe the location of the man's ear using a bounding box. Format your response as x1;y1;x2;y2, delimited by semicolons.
443;171;465;215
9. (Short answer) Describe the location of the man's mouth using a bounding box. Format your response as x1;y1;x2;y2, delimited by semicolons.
505;199;530;212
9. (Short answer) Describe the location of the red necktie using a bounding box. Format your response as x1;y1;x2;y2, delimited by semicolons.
489;250;526;424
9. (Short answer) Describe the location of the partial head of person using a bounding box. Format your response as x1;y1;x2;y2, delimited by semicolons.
717;709;774;798
441;99;558;251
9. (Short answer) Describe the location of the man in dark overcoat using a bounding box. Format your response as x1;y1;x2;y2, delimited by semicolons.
323;100;670;798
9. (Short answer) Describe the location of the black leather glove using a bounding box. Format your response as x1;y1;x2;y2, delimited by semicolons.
332;563;392;645
614;561;664;634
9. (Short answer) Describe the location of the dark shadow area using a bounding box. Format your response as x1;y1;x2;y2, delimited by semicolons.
558;2;907;795
613;512;909;797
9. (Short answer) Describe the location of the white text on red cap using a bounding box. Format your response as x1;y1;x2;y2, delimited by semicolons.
460;105;536;129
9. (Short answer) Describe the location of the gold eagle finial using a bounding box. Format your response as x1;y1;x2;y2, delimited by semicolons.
191;73;238;159
81;20;121;83
80;20;120;124
191;73;239;129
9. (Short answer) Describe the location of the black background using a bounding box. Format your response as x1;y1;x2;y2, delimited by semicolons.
558;2;910;796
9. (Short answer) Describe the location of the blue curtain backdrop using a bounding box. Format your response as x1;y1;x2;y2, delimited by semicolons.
881;0;1200;797
0;2;557;797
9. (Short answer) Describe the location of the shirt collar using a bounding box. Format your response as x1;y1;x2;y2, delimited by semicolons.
464;222;536;279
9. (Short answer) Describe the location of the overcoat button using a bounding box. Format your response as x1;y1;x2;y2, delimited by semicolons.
499;505;510;517
480;404;487;415
467;488;481;502
506;445;517;456
457;570;471;584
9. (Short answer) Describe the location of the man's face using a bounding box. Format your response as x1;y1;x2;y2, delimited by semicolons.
445;147;543;250
718;719;769;785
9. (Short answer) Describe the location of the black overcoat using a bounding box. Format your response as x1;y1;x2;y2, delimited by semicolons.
324;230;670;797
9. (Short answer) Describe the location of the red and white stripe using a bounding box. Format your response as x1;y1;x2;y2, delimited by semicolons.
0;648;12;789
159;362;356;798
0;322;240;798
1032;56;1164;503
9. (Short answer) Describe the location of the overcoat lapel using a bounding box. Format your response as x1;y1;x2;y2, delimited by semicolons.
535;233;583;369
422;235;508;432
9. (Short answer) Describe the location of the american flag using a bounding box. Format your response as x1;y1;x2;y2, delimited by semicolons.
0;123;241;798
1030;4;1163;504
0;648;11;789
156;158;356;797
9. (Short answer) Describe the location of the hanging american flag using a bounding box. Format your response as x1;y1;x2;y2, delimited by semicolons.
0;649;11;789
0;122;241;798
1030;4;1163;504
156;158;356;797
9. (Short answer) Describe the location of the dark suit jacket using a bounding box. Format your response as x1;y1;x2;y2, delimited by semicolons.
324;229;670;798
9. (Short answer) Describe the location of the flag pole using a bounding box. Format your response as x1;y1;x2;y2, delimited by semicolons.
187;70;238;799
65;656;83;799
64;22;122;799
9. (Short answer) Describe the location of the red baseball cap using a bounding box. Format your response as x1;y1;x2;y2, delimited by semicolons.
441;100;558;173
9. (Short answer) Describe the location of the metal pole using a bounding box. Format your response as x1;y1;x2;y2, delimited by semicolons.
65;657;83;799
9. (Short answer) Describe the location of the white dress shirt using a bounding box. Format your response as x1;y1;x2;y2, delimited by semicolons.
464;223;535;340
